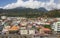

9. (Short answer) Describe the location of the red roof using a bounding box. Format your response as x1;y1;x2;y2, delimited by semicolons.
43;28;51;31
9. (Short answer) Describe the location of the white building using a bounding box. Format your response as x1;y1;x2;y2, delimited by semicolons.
52;21;60;32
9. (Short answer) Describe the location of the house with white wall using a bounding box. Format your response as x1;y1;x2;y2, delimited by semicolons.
52;21;60;32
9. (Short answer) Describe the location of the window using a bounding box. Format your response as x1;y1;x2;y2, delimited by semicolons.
57;23;60;26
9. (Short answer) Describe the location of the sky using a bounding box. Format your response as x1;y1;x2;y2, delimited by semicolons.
0;0;60;10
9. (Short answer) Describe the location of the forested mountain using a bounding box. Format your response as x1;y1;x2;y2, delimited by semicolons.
46;9;60;17
0;7;48;17
0;7;60;18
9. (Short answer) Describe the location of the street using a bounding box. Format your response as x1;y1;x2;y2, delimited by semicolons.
0;34;58;38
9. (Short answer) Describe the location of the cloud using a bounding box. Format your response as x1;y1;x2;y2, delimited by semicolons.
57;4;60;9
0;0;60;11
0;7;2;8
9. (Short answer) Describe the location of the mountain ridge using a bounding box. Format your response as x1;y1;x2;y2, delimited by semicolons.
1;7;60;18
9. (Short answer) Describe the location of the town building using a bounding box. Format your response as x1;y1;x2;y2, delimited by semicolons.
52;21;60;34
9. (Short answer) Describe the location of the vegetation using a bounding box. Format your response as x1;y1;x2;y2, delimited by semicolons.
0;8;60;18
44;25;51;29
46;9;60;17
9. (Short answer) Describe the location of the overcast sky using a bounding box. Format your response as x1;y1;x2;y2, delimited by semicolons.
0;0;60;10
